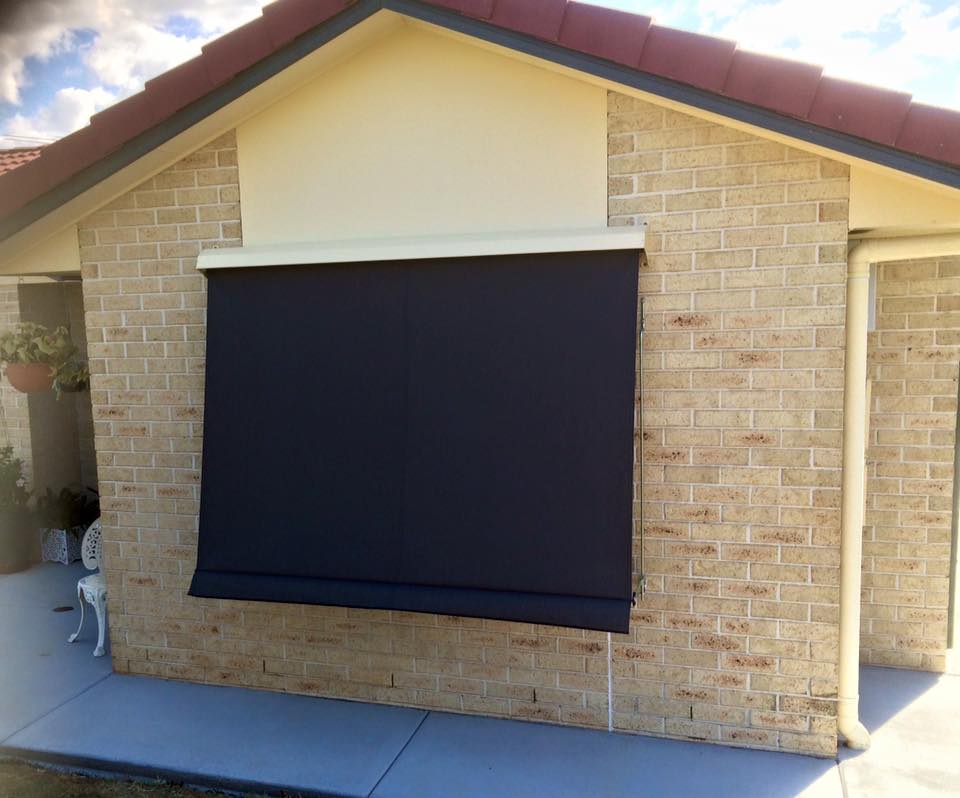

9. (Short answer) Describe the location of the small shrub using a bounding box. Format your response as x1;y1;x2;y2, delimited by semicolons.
35;486;99;535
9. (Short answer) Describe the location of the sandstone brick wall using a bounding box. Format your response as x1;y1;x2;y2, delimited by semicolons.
80;102;853;758
861;256;960;671
608;94;849;756
78;132;240;678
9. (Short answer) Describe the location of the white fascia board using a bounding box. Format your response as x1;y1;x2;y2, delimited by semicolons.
196;227;645;270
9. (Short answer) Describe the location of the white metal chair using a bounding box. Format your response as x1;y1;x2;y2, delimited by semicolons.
67;519;108;657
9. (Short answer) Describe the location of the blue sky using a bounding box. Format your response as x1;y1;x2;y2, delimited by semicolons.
1;0;958;147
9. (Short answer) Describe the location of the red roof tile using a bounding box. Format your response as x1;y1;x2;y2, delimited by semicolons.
639;25;737;93
808;76;913;146
2;0;959;235
88;91;163;153
0;147;43;176
723;50;822;120
261;0;353;47
896;103;960;167
491;0;568;40
200;17;276;87
143;56;218;118
558;2;651;67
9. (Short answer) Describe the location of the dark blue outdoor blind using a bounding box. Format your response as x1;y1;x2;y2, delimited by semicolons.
189;249;639;632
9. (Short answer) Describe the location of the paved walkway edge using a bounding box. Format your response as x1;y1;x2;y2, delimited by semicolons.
4;665;955;798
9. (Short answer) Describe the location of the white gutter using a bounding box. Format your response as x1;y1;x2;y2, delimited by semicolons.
840;233;960;750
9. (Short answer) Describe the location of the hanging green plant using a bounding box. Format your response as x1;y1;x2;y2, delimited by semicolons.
0;323;78;394
53;358;90;397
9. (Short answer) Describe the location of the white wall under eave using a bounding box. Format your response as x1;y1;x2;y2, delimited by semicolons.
0;225;80;276
236;24;608;245
850;166;960;232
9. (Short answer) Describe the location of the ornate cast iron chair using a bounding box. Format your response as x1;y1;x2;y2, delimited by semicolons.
67;518;108;657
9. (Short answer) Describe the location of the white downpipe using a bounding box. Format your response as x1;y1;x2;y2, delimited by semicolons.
839;233;960;750
838;248;871;750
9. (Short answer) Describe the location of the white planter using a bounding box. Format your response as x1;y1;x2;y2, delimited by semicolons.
40;527;84;565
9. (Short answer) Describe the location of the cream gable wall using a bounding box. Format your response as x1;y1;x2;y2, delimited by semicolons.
236;25;607;244
849;166;960;233
0;225;80;276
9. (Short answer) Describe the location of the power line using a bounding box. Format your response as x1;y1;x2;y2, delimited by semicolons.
0;133;57;144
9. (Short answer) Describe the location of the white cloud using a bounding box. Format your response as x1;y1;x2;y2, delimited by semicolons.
1;87;117;147
613;0;960;110
708;0;960;105
1;0;263;140
83;20;214;95
0;3;81;105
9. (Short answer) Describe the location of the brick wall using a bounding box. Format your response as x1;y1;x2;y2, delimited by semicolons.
861;256;960;671
80;103;853;758
608;94;849;756
78;132;240;677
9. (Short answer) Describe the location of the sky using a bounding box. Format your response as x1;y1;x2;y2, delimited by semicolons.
0;0;958;149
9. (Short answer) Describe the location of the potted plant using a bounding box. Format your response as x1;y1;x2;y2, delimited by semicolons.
36;486;99;565
53;358;90;397
0;322;78;394
0;446;32;573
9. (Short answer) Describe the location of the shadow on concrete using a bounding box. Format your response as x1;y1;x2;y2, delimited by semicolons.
839;665;960;798
857;664;942;735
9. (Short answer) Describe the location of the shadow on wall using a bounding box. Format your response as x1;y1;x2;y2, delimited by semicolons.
17;280;98;498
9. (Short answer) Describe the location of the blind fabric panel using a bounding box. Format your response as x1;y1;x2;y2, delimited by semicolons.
189;250;639;633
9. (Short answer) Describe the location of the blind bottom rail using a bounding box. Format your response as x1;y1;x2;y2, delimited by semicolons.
189;570;631;633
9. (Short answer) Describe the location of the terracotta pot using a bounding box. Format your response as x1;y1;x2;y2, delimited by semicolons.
5;362;54;393
0;507;32;574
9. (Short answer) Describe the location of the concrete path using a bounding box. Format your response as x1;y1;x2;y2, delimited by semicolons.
0;562;111;741
1;563;957;797
0;673;840;798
